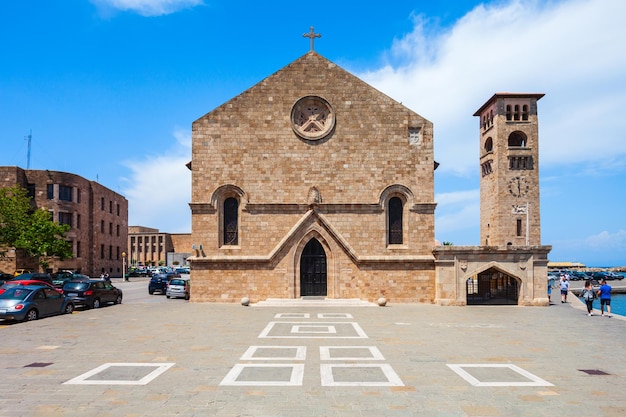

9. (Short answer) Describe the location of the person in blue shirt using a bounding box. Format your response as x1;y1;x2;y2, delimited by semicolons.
559;275;569;303
597;279;612;318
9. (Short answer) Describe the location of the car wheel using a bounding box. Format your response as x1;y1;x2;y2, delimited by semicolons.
149;289;154;295
166;295;170;299
93;298;101;309
64;303;75;314
25;309;38;321
115;295;122;305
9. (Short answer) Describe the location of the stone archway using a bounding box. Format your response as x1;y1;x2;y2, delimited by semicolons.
466;267;519;305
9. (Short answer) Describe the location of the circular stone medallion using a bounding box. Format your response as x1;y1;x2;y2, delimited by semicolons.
291;96;335;140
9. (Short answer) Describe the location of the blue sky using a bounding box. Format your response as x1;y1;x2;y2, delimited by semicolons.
1;0;625;267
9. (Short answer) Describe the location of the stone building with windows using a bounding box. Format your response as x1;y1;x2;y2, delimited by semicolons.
188;48;551;305
0;166;128;277
127;227;191;267
189;51;436;303
433;93;551;306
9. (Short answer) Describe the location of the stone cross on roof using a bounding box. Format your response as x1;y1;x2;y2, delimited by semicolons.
303;26;321;51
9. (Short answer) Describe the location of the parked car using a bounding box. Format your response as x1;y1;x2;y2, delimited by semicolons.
12;273;54;286
62;279;123;309
0;272;14;285
0;279;61;295
148;274;169;295
175;267;190;275
52;271;90;288
570;271;591;281
127;268;150;277
592;271;623;281
13;269;32;276
166;278;190;300
0;284;74;322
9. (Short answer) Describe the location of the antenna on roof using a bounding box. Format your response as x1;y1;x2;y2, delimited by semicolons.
24;129;32;169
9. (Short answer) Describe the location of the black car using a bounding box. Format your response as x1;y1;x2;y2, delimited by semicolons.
12;273;54;286
0;272;14;285
592;271;623;281
51;271;90;288
62;279;123;309
148;274;169;295
148;272;182;295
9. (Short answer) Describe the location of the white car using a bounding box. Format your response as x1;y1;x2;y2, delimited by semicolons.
166;278;190;300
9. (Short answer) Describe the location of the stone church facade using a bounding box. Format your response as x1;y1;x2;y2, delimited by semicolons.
189;51;437;303
188;51;551;305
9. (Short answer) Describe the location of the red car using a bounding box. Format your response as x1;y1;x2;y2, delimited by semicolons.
0;280;62;295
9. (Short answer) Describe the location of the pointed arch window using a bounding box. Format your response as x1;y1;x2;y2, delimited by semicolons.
388;197;403;245
223;197;239;245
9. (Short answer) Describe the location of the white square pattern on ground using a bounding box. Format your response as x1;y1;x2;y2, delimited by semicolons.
317;313;353;319
63;363;175;385
320;364;404;387
219;364;305;386
291;324;337;334
319;346;385;361
218;312;405;387
240;346;307;361
274;313;310;319
447;364;554;387
259;321;368;339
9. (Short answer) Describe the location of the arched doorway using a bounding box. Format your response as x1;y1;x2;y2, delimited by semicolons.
466;268;519;305
300;238;327;296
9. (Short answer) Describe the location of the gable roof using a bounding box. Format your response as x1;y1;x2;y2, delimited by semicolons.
194;51;430;125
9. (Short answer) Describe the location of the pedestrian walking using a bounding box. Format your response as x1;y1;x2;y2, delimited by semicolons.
547;276;556;303
597;279;612;317
559;275;569;303
580;280;595;316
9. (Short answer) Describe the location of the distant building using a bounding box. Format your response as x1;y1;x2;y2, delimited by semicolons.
128;226;190;267
0;166;128;277
547;262;586;270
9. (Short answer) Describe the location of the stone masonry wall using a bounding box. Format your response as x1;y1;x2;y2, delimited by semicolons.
189;52;437;302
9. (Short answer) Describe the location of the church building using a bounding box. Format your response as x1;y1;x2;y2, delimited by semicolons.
188;34;550;305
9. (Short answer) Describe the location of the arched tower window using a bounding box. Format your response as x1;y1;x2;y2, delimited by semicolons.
506;105;512;121
508;131;527;147
388;197;403;245
223;197;239;245
513;105;521;121
484;137;493;152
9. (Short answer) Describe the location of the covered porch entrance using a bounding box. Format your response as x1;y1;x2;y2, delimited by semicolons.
466;268;519;305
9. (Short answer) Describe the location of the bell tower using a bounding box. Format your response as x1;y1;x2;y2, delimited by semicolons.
474;93;544;246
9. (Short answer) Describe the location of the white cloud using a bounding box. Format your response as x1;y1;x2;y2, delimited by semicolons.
549;230;626;266
121;127;191;232
356;0;626;258
91;0;203;16
434;189;480;239
586;230;626;250
359;0;626;175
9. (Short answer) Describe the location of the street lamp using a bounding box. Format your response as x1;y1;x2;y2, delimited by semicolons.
122;251;127;281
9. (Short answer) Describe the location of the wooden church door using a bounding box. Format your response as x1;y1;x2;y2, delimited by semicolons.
300;238;327;296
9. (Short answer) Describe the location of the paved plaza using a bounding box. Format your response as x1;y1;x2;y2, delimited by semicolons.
1;292;625;416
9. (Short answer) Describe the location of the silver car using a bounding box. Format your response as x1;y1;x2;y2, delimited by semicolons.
166;278;190;300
